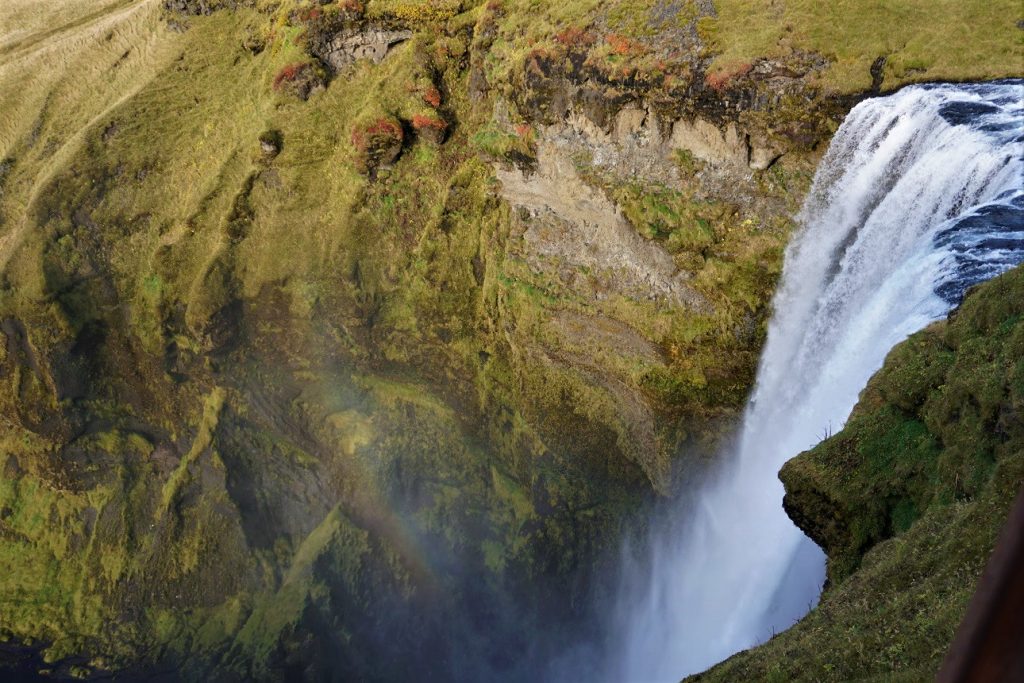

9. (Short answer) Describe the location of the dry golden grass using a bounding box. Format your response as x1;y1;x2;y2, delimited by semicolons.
0;0;181;276
0;0;133;53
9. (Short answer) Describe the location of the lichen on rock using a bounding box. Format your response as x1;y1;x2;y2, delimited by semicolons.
318;27;414;72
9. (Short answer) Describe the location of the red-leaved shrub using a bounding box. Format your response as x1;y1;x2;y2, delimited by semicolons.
412;114;448;144
422;86;442;108
351;116;405;173
606;33;640;56
411;114;447;131
272;62;326;100
273;63;305;90
705;62;752;91
555;26;596;48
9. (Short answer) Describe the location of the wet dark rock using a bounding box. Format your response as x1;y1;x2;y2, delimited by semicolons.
870;55;886;92
939;100;1002;127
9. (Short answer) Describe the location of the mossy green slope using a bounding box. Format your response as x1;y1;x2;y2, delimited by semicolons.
0;2;646;677
0;0;1021;679
693;266;1024;682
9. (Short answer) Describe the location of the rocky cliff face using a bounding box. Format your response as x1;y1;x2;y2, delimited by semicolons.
0;0;1019;680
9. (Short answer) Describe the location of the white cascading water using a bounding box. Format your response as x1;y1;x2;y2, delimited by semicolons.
609;80;1024;682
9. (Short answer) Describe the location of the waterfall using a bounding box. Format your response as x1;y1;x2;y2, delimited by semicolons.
609;80;1024;682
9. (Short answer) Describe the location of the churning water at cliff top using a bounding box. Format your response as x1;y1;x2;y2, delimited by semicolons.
609;80;1024;682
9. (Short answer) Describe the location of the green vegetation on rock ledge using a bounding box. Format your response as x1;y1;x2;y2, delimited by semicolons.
694;265;1024;682
0;0;1020;679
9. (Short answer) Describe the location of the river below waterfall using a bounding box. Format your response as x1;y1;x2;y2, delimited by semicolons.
605;79;1024;682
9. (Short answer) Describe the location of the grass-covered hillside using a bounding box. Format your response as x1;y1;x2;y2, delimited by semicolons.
695;265;1024;681
0;0;1020;679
